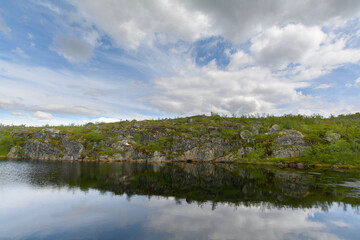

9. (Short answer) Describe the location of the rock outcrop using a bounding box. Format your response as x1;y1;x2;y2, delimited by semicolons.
8;128;84;160
272;130;308;158
6;124;310;162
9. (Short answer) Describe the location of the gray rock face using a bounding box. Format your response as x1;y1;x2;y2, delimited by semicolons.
8;126;314;162
22;140;62;160
11;128;84;160
176;143;225;161
273;130;308;158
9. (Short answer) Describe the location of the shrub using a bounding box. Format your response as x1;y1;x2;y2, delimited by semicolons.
86;131;103;143
100;147;114;156
0;135;14;155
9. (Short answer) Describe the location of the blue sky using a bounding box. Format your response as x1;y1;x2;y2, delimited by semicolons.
1;0;360;125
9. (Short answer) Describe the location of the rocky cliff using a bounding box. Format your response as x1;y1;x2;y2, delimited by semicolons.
6;115;314;162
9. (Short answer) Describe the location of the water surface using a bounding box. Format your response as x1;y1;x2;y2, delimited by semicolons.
1;160;360;240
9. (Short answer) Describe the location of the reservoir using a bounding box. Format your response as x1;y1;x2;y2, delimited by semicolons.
1;160;360;239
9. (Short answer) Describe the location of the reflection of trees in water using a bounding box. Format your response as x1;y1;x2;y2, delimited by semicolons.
22;160;360;210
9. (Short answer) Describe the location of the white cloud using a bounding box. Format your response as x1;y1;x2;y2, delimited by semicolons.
69;0;213;49
69;0;360;49
0;98;22;110
2;1;360;124
12;47;29;59
40;105;103;116
293;38;360;81
0;59;155;120
0;97;103;117
150;61;308;116
0;16;11;35
226;51;253;70
86;117;120;124
314;84;332;89
50;36;93;63
11;112;27;117
184;0;360;43
301;38;360;79
250;24;326;69
32;111;53;120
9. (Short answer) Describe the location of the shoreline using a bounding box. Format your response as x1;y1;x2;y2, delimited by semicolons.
4;156;360;170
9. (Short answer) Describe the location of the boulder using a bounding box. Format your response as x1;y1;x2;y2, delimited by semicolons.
273;130;309;158
324;132;341;142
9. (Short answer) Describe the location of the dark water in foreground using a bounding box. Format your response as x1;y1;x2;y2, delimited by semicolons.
1;160;360;240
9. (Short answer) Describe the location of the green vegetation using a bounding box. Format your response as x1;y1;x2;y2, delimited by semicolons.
1;113;360;166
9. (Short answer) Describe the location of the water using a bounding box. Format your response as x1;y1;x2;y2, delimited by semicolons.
1;160;360;240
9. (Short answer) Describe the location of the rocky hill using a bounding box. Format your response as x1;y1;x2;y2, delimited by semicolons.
2;114;360;165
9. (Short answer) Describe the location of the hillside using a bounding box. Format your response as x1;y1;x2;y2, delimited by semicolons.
1;113;360;167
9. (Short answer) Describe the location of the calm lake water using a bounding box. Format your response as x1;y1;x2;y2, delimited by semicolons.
1;160;360;240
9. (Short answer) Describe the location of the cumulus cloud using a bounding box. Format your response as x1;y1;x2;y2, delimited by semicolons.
12;47;29;59
58;0;360;118
250;24;326;69
287;38;360;81
50;36;93;63
184;0;360;42
69;0;213;49
150;62;308;116
2;1;360;123
0;16;11;35
69;0;360;49
32;111;53;119
226;51;253;70
149;24;360;116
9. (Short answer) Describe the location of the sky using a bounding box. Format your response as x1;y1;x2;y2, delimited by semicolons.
1;0;360;126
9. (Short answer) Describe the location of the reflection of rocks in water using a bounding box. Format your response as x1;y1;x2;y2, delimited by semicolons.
274;172;311;198
279;182;310;198
22;160;360;208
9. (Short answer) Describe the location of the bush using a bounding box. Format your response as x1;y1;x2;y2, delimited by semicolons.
305;139;359;164
86;131;103;143
0;135;14;155
99;147;114;156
